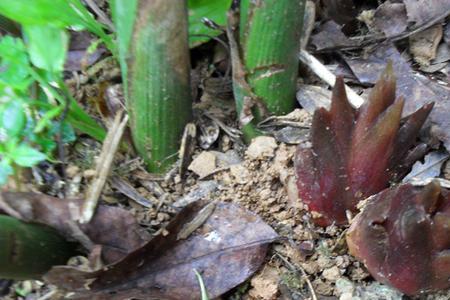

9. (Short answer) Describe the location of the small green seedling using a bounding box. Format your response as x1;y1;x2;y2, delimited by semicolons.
194;269;210;300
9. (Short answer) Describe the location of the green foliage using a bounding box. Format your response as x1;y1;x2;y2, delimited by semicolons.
0;0;90;27
0;36;74;185
0;37;32;90
22;25;69;73
0;0;113;185
194;269;210;300
188;0;232;47
0;0;115;54
0;33;100;183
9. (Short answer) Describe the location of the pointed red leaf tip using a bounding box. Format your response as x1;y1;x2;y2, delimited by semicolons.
294;65;434;226
347;182;450;295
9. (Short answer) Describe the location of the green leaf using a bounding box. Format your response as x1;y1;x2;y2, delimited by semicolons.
0;160;13;185
59;121;76;143
0;0;86;28
49;121;76;144
32;134;56;154
188;0;232;47
0;0;116;55
34;105;63;133
110;0;138;91
10;144;47;167
1;100;26;137
23;25;69;73
0;36;32;90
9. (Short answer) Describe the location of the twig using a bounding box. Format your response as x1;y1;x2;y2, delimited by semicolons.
177;201;217;240
84;0;115;32
198;166;230;180
179;123;197;178
110;176;156;208
410;177;450;189
79;111;128;223
203;112;242;139
65;220;95;251
275;252;318;300
37;289;58;300
316;10;450;52
298;49;364;108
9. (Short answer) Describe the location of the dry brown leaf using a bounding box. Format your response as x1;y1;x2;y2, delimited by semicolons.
403;0;450;26
44;201;279;300
373;2;408;37
409;25;443;67
311;20;356;50
344;43;450;151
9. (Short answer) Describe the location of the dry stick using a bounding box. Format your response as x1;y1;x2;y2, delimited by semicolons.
37;290;58;300
318;9;450;52
79;111;129;223
65;220;95;251
409;177;450;189
298;49;365;108
84;0;115;31
275;252;318;300
177;201;217;240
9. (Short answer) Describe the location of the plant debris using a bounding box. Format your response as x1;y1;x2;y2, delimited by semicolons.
0;192;149;264
45;201;278;299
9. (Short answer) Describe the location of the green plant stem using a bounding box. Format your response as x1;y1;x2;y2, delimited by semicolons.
126;0;192;173
237;0;305;140
0;215;78;280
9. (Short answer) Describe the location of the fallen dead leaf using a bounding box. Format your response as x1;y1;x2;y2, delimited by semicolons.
311;20;356;51
403;0;450;26
445;22;450;44
296;84;331;113
402;151;449;182
344;43;450;151
45;201;279;300
409;24;443;67
0;192;149;264
372;2;408;37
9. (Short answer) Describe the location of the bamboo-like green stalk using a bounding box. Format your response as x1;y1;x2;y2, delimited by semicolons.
237;0;305;140
0;215;77;280
126;0;192;173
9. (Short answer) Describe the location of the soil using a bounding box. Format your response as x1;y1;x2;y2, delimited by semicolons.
6;127;450;300
3;2;450;297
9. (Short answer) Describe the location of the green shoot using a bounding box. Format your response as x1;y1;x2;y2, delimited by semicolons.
194;269;210;300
